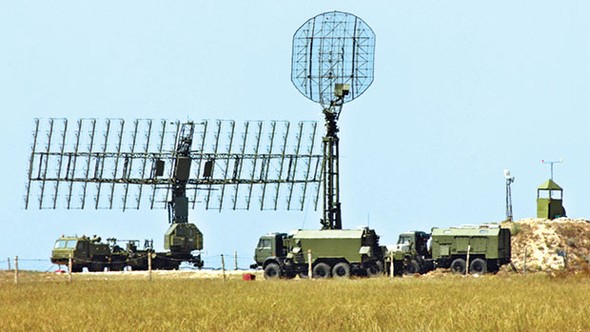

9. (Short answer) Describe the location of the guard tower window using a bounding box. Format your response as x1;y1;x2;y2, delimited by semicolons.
538;190;562;199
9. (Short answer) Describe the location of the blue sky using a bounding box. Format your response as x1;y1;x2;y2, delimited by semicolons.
1;1;589;270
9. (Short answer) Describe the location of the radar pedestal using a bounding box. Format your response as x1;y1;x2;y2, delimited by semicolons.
536;179;566;219
319;86;347;230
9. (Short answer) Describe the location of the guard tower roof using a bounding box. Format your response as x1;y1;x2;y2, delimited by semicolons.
538;179;563;190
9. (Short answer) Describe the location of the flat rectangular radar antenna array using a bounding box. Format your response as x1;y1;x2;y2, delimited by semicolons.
25;118;322;212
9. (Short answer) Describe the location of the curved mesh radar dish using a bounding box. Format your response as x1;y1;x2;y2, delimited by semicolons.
291;11;375;107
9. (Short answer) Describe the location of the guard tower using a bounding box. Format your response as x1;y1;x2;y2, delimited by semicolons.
537;179;566;219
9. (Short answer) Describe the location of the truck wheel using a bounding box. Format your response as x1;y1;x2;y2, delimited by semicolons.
394;261;404;276
376;261;384;273
487;260;499;273
332;262;351;279
365;264;381;277
450;258;466;274
264;263;282;279
111;263;124;271
90;262;104;272
469;258;487;274
298;271;309;279
312;263;331;278
404;260;420;275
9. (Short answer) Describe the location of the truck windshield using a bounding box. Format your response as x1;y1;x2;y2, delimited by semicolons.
397;235;411;245
54;240;77;249
257;238;272;249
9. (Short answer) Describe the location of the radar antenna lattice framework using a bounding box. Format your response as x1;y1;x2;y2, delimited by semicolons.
291;11;375;229
25;118;323;215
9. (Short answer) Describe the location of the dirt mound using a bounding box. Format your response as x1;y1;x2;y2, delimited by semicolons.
506;218;590;272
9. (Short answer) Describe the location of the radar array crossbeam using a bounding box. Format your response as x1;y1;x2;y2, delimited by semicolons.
25;118;322;212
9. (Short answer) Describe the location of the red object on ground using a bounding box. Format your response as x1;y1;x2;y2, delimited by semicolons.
242;273;256;281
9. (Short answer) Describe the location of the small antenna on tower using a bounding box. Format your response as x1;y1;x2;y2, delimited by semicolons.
541;158;563;180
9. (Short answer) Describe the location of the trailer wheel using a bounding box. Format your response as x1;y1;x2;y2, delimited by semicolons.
312;263;331;278
332;262;351;279
264;263;282;279
450;258;466;274
469;258;487;274
404;260;421;275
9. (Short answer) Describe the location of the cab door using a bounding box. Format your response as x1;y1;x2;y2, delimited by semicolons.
76;241;88;259
255;238;273;263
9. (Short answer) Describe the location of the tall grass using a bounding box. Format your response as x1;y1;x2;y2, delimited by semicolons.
1;272;589;331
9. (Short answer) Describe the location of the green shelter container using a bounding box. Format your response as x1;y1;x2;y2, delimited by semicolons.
536;179;566;219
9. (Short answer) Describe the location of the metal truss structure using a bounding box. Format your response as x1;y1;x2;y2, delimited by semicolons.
25;118;322;213
291;11;375;230
291;11;375;108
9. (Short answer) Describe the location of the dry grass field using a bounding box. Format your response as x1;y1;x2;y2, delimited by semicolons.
1;270;589;331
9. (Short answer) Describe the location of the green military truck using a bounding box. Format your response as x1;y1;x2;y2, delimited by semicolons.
251;228;385;279
387;231;434;275
388;224;511;275
51;233;203;272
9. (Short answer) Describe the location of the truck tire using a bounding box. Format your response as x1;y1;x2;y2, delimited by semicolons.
487;259;499;273
312;262;331;278
365;263;381;277
450;258;466;274
404;260;421;275
469;258;487;274
264;263;282;279
90;262;105;272
71;265;83;273
394;261;404;276
332;262;351;279
298;271;309;279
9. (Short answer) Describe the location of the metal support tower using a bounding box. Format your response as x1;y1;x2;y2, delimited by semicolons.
505;176;514;222
321;95;345;230
168;122;194;224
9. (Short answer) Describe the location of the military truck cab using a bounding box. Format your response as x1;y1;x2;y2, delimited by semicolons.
51;235;111;272
388;231;434;275
251;233;288;270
